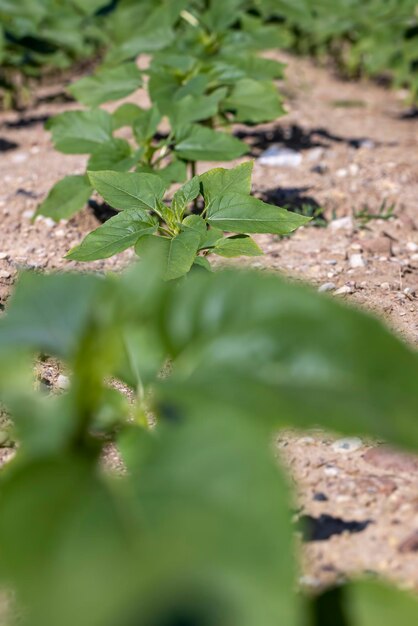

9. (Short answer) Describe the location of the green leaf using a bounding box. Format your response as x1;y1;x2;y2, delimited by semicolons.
168;88;228;130
182;214;208;246
207;193;310;234
87;139;136;172
200;226;224;249
135;230;201;280
200;162;253;204
348;581;418;625
68;63;142;107
35;175;92;221
132;106;161;144
172;176;200;219
136;159;188;185
192;256;213;272
0;272;102;358
155;159;188;184
155;270;418;451
105;8;175;65
71;0;110;13
112;103;144;130
66;209;158;262
213;54;285;81
122;409;301;626
46;109;113;154
87;170;167;211
0;456;134;626
201;0;246;32
213;235;263;257
175;125;248;161
225;79;285;123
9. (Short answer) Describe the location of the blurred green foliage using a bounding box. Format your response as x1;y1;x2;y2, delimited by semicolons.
257;0;418;101
0;261;417;624
0;0;113;107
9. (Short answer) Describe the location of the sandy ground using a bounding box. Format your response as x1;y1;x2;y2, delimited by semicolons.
0;53;418;589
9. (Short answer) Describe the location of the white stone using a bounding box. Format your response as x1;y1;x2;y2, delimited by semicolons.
349;253;366;268
22;209;35;219
406;242;418;252
307;147;325;161
334;284;354;295
336;168;348;177
35;215;56;228
332;437;363;453
0;253;8;260
299;576;321;588
0;270;11;279
11;152;28;164
56;375;70;390
329;216;353;231
258;146;302;168
324;466;339;476
318;282;336;293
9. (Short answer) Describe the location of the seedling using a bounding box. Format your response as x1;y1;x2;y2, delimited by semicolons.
66;162;309;277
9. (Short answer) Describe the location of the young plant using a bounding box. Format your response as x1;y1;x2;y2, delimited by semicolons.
36;0;286;221
65;162;309;277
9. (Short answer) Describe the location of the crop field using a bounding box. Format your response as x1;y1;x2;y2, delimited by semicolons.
0;1;418;624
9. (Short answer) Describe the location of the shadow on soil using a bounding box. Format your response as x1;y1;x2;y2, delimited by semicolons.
261;186;327;226
236;122;393;155
300;513;373;542
88;200;118;223
0;137;18;151
3;114;50;129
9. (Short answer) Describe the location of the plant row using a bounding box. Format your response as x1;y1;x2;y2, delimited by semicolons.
36;0;308;275
257;0;418;101
0;0;116;109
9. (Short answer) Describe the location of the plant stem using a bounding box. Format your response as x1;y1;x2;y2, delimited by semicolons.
190;161;197;179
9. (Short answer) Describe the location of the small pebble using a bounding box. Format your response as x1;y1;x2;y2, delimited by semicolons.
0;253;8;260
332;437;363;453
299;576;321;588
298;436;315;444
318;282;336;293
258;145;302;167
307;147;325;161
349;163;359;176
334;284;354;295
311;163;328;175
406;242;418;252
11;153;28;164
313;492;329;502
0;270;11;279
329;216;353;231
22;209;35;219
358;139;375;149
380;282;391;290
349;253;366;268
336;168;348;178
35;216;56;228
56;374;70;390
324;466;339;477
